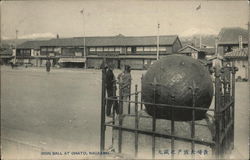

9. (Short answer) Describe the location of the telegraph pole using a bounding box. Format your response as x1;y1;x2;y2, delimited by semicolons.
14;29;18;64
247;5;250;82
80;8;87;69
156;23;160;60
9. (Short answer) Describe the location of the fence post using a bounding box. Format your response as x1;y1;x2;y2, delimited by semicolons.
231;61;238;150
128;83;131;114
170;95;175;159
141;75;143;110
134;85;139;157
118;80;123;153
189;81;198;159
100;67;106;152
214;65;222;158
152;84;157;159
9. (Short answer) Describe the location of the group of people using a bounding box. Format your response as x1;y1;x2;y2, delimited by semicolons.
105;65;132;117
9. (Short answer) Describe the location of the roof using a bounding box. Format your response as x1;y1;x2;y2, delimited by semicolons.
218;27;248;45
224;48;248;59
200;48;215;55
0;48;13;55
178;45;215;55
17;35;180;48
17;40;48;49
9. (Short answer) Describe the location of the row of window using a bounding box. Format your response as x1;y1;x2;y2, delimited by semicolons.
41;47;61;52
40;46;168;52
19;49;31;54
89;47;167;52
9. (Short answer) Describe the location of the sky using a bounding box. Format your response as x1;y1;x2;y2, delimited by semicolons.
1;0;249;39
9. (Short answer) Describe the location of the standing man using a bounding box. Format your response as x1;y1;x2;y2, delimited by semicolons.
118;65;132;114
46;59;51;72
105;65;117;117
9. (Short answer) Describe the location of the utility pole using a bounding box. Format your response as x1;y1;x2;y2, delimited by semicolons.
14;29;18;64
156;23;160;60
80;8;87;69
248;19;250;82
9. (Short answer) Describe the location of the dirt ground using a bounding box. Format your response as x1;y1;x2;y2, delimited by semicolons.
1;66;249;159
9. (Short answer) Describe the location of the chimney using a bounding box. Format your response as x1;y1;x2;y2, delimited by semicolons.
239;35;243;49
56;34;59;39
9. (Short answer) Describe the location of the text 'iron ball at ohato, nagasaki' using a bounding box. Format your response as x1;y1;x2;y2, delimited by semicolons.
142;55;213;121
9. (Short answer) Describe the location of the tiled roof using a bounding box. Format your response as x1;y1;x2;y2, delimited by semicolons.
200;48;215;55
0;48;13;55
218;27;248;45
178;45;215;55
17;35;180;48
17;40;49;49
224;48;248;59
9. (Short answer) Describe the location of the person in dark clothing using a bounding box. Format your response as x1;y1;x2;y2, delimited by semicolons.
106;65;118;117
46;59;51;72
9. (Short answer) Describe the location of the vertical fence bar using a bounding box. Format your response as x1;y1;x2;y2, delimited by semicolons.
170;95;175;159
231;61;237;150
228;65;233;152
152;85;156;159
190;83;196;159
118;81;123;153
100;67;106;152
221;67;226;155
134;85;139;157
141;75;143;110
111;80;117;146
224;66;230;153
128;83;131;114
214;66;222;158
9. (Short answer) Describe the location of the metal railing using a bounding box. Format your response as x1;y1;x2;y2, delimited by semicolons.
100;62;237;159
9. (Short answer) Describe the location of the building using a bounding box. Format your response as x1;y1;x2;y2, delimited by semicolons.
224;48;248;81
177;44;215;68
85;35;182;69
16;40;48;66
15;35;182;69
217;27;248;56
0;46;14;65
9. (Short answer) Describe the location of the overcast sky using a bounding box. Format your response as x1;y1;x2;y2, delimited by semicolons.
1;0;249;39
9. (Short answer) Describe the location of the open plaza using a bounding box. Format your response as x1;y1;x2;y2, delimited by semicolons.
1;66;249;159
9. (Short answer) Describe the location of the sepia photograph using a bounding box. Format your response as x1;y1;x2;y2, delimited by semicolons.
1;0;249;159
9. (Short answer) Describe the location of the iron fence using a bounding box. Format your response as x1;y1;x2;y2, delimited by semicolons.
100;62;237;159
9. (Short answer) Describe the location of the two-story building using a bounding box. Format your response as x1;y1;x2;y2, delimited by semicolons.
16;40;48;66
217;27;248;56
86;35;182;69
15;35;182;69
0;44;14;65
224;48;248;81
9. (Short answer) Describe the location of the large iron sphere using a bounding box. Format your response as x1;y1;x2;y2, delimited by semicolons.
142;55;213;121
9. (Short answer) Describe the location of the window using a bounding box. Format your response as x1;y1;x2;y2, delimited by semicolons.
103;47;109;51
131;47;136;53
54;48;61;53
115;47;122;52
108;47;115;51
47;47;54;52
151;47;157;51
97;47;103;51
41;48;46;52
89;48;96;52
75;52;82;56
127;47;131;52
144;47;151;51
159;47;166;51
137;47;143;51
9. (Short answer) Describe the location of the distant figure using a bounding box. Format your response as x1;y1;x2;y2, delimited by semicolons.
118;65;132;114
46;59;51;72
106;65;118;117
